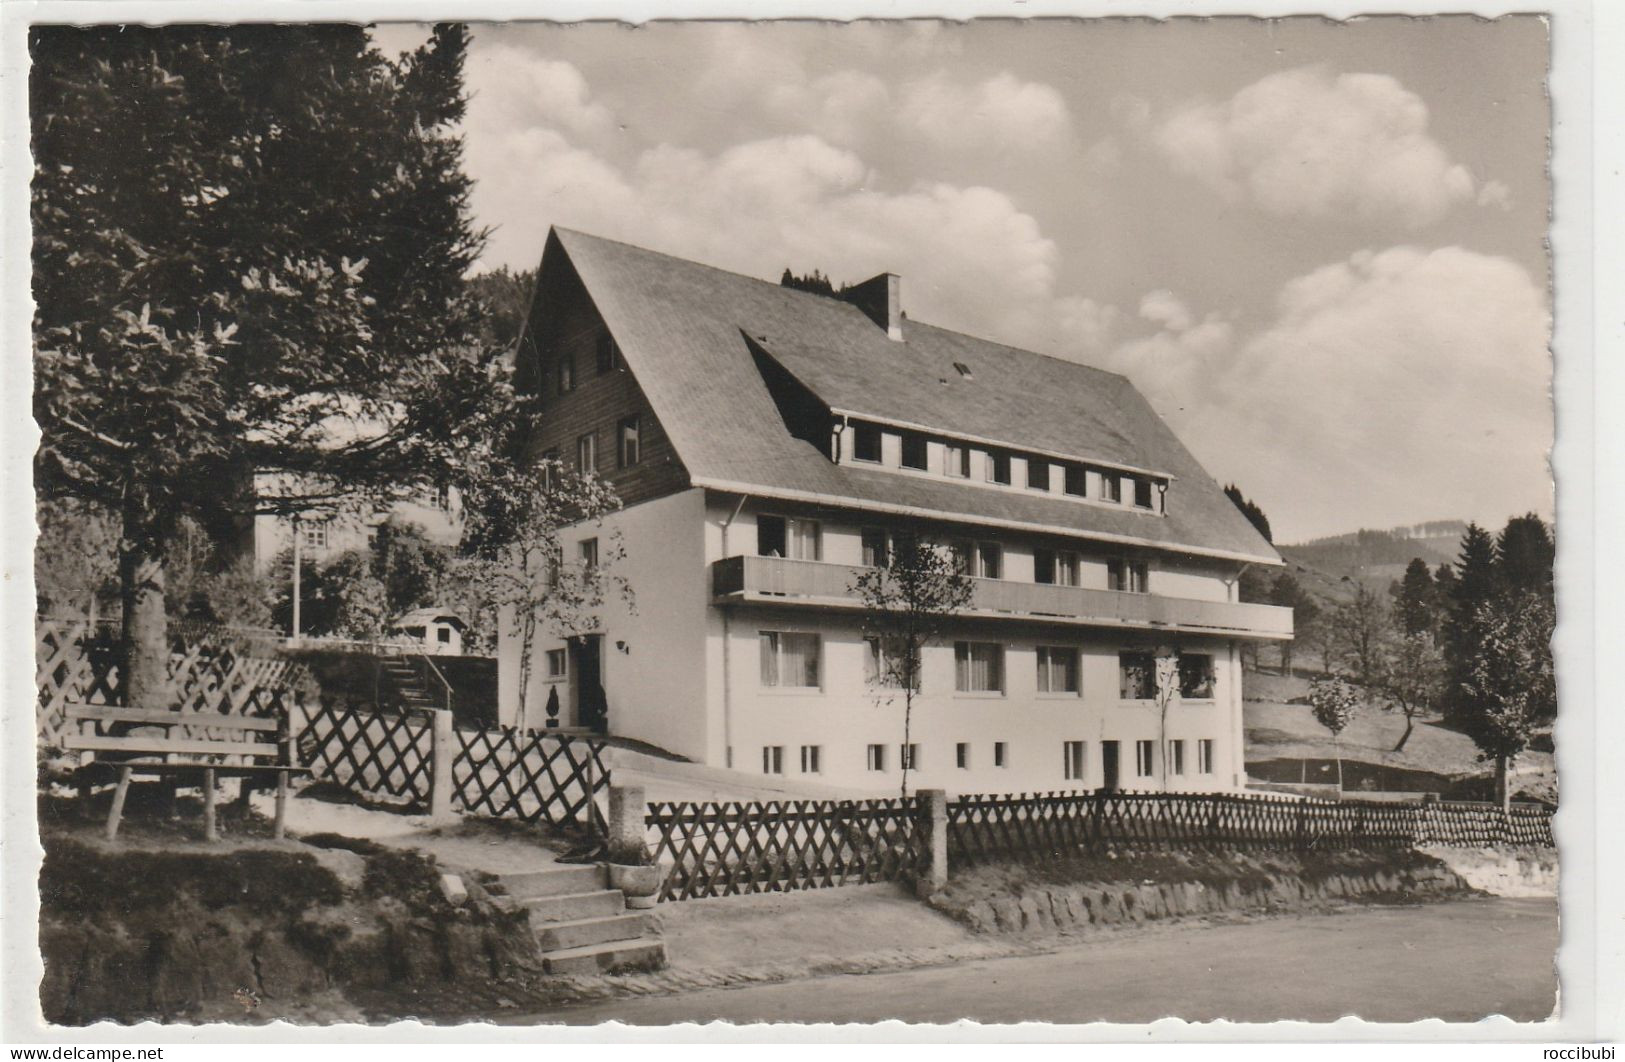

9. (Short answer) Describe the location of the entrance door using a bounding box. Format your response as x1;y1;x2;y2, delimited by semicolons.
1101;740;1121;792
571;635;607;734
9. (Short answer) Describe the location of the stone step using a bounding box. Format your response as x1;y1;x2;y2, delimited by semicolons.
498;864;607;899
542;936;666;976
535;911;654;952
521;888;625;924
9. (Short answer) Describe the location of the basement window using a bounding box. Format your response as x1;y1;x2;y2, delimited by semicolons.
1198;739;1215;774
867;744;887;771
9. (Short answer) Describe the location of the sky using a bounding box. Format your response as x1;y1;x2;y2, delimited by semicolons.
374;18;1552;544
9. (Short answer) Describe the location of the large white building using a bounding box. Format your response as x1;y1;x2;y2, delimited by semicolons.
498;228;1292;795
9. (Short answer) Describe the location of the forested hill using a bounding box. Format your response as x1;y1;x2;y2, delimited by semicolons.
1280;522;1467;580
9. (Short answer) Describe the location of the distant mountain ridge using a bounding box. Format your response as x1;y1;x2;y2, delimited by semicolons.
1269;520;1468;605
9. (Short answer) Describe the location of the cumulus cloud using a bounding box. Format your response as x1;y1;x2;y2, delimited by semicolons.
1149;66;1498;228
898;72;1074;154
472;47;618;148
1157;246;1551;539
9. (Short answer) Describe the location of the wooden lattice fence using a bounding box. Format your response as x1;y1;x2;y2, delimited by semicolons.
645;797;928;902
37;619;305;749
451;725;609;831
296;700;435;803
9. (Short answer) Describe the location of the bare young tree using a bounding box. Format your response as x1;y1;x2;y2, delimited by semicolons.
1378;629;1444;752
1309;676;1360;793
1153;646;1182;792
851;537;973;798
1333;582;1391;688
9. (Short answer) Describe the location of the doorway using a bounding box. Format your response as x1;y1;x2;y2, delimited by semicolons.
570;634;607;734
1101;740;1121;792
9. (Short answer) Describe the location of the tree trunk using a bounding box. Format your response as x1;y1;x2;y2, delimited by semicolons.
118;500;169;711
515;607;536;732
1392;714;1415;753
901;688;912;799
1334;736;1343;794
1495;755;1510;811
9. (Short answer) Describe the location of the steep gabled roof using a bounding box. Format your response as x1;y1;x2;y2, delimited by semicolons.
546;227;1280;565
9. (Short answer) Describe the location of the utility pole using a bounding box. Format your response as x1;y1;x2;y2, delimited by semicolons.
291;515;302;640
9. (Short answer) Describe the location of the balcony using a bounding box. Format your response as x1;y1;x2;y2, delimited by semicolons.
711;555;1293;641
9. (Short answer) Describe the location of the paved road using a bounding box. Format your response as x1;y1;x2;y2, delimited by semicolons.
543;898;1558;1025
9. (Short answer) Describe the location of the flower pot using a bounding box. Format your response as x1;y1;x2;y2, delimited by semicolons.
607;862;662;905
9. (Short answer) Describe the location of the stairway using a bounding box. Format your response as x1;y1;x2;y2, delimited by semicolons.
488;863;666;975
379;657;441;714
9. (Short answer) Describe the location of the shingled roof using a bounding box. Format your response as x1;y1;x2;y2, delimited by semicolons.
545;227;1281;566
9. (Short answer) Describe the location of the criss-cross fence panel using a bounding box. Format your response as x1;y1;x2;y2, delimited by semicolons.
296;700;433;803
645;797;927;902
947;789;1551;865
451;726;608;831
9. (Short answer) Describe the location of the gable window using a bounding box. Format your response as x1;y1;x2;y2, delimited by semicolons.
1108;558;1149;594
1034;548;1080;587
596;332;620;374
945;444;971;478
1198;739;1215;774
578;537;598;569
1036;646;1080;694
1119;650;1157;700
757;515;820;560
1135;740;1155;778
1027;460;1051;491
617;416;641;468
1100;472;1123;504
1064;465;1087;498
952;540;1002;579
900;433;928;470
300;522;329;552
1167;739;1186;777
558;351;576;394
954;641;1005;693
1133;477;1154;510
866;636;920;690
986;451;1011;485
1178;653;1216;699
1063;740;1087;781
852;424;882;463
760;631;821;688
576;432;596;473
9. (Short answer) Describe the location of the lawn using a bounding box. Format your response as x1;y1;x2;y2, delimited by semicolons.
1242;670;1557;803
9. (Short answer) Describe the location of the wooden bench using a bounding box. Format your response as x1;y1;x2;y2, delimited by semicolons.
62;702;307;841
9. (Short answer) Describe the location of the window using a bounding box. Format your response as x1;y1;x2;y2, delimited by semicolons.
945;444;970;478
1034;548;1079;586
1063;740;1087;781
1108;558;1149;594
437;627;452;644
1135;740;1155;778
578;537;598;569
862;528;917;567
617;416;640;468
762;745;784;775
1133;477;1155;510
1100;472;1122;504
986;451;1011;485
953;361;973;379
540;449;560;490
1027;460;1051;491
1064;465;1087;498
596;332;620;374
900;433;928;470
576;432;596;472
955;641;1005;693
952;540;1002;579
300;522;329;551
760;631;821;688
1167;739;1186;777
853;423;882;462
1036;646;1080;694
1198;738;1215;774
758;515;820;560
1178;653;1216;699
993;741;1008;768
546;648;567;678
558;351;576;394
1119;651;1157;700
900;743;921;771
956;743;970;769
865;636;920;690
867;744;887;771
799;745;821;773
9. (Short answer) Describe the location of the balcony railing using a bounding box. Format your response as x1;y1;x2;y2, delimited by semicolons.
711;555;1293;641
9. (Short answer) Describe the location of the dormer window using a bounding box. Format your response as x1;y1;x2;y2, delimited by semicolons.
900;433;928;470
1027;460;1050;491
1100;471;1122;504
986;451;1011;486
945;444;970;478
1064;465;1087;498
1133;476;1154;510
852;424;882;463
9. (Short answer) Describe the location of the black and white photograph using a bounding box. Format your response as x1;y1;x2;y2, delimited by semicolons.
0;0;1616;1045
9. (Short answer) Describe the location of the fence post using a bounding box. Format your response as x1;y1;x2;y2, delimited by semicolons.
429;708;455;825
916;789;949;897
608;783;647;859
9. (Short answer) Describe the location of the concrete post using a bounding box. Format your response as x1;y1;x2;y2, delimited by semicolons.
429;708;455;825
607;783;646;859
917;788;949;897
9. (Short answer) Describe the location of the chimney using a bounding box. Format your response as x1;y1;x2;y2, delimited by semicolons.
842;272;903;341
